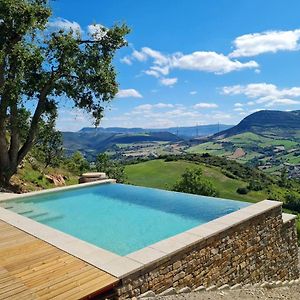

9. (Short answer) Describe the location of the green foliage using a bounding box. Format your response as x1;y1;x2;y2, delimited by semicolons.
172;168;219;197
125;159;268;202
0;0;130;184
65;151;90;175
96;153;126;183
34;112;64;168
160;153;273;186
283;192;300;213
247;180;264;191
278;167;291;188
237;187;249;195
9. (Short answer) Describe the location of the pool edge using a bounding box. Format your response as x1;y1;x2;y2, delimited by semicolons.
0;184;290;279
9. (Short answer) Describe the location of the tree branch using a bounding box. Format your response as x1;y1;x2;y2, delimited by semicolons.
17;84;51;164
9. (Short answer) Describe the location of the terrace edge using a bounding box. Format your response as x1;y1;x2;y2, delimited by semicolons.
114;200;299;299
0;184;299;299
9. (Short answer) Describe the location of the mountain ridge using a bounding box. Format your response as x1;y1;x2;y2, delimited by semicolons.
213;110;300;139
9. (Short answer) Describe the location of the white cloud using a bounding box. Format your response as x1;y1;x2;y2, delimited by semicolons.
234;102;244;107
230;29;300;58
120;56;132;65
116;89;143;98
113;103;235;128
123;47;258;76
154;103;174;108
133;104;153;111
48;18;82;33
144;70;160;78
87;24;107;40
190;91;198;95
194;103;219;109
139;47;169;65
234;107;244;112
265;98;300;107
160;77;178;86
132;49;148;62
222;83;300;107
172;51;258;74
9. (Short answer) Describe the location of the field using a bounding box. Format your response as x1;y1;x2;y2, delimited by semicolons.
125;159;267;203
186;132;300;169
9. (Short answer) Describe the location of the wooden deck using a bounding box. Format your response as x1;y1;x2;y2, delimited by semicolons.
0;220;119;300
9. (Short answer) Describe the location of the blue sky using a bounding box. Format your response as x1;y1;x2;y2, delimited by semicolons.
50;0;300;131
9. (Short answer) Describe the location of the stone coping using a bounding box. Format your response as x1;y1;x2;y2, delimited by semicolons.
282;212;297;223
0;178;116;202
82;172;106;178
0;185;295;279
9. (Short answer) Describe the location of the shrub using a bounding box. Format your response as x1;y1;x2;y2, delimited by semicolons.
283;192;300;213
172;168;219;197
96;153;126;183
247;180;264;191
236;187;249;194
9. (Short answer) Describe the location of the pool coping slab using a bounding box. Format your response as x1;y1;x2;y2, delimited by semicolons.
0;179;116;202
0;184;296;279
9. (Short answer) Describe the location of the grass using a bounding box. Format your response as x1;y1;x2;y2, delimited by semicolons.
125;159;266;203
13;161;78;192
125;159;198;190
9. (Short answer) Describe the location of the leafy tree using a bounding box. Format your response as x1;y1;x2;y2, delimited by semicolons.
172;168;219;197
95;153;126;183
66;151;89;175
0;0;129;186
278;167;291;188
35;112;64;168
247;180;264;191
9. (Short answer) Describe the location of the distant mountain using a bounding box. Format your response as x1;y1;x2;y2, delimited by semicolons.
214;110;300;139
79;124;233;138
62;124;233;159
62;131;182;159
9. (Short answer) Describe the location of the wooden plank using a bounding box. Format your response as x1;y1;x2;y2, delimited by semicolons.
52;276;118;300
36;269;103;298
0;220;119;299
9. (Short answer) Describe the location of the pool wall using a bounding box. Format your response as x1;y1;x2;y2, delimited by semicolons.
115;201;299;299
0;182;299;299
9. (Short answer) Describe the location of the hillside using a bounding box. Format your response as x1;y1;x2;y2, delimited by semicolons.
62;124;233;160
62;131;182;159
125;159;267;203
214;110;300;139
187;110;300;176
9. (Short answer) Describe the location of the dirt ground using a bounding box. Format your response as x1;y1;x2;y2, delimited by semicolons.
156;286;300;300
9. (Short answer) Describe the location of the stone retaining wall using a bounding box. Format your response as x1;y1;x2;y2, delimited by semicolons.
115;204;299;299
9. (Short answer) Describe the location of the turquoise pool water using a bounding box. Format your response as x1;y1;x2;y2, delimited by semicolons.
2;183;249;255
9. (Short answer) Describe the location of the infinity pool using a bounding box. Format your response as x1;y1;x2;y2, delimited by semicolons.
2;183;249;255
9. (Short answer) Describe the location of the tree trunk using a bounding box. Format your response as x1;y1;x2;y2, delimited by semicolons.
0;163;17;187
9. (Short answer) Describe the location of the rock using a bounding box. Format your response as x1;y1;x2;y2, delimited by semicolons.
206;285;217;291
230;283;241;290
261;282;270;288
289;280;295;286
45;174;65;186
159;288;176;296
218;284;230;290
178;287;191;293
138;291;155;298
275;281;282;286
194;285;206;292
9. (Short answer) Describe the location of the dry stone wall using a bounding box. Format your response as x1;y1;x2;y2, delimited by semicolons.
115;205;299;299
